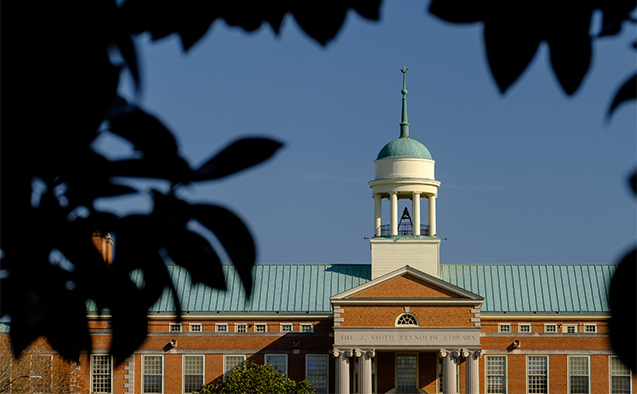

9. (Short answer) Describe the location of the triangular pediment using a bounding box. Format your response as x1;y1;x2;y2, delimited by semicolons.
331;265;483;303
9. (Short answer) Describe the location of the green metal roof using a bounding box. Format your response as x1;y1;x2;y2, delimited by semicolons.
376;137;432;160
86;263;615;315
144;264;371;314
441;264;615;314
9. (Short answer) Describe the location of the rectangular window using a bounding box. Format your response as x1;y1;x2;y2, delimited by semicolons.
280;323;293;332
610;356;632;394
544;324;557;333
235;323;248;333
170;323;182;333
563;324;578;334
519;324;531;333
143;355;163;393
255;323;267;333
265;354;287;376
189;323;202;333
184;355;204;394
486;356;507;393
584;324;597;333
224;355;245;377
91;355;112;393
498;324;511;333
301;324;314;333
397;354;418;393
216;323;228;333
528;356;548;394
569;356;589;393
306;355;328;394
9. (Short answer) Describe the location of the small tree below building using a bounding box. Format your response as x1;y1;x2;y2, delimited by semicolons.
0;337;86;393
197;361;314;394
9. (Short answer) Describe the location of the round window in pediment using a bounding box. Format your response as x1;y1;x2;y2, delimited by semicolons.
396;313;419;327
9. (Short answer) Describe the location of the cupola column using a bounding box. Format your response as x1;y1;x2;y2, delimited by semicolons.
412;192;421;235
390;192;398;236
428;194;437;236
374;194;382;237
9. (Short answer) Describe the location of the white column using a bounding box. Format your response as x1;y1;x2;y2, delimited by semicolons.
356;349;375;394
374;194;382;237
412;192;421;235
390;192;398;236
428;194;437;236
333;349;352;394
465;350;482;394
439;349;459;394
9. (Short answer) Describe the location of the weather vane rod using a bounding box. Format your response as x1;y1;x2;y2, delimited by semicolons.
400;66;409;138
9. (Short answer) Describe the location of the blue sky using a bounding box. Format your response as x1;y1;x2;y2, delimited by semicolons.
95;2;636;266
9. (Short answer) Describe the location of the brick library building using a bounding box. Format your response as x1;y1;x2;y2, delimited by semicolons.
5;75;635;394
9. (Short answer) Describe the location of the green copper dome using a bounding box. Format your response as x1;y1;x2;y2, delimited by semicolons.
377;137;432;160
376;67;433;160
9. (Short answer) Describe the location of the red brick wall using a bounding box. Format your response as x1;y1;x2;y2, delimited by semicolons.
341;305;474;327
350;275;458;299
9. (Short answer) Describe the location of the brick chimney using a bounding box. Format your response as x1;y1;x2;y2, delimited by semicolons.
91;230;114;264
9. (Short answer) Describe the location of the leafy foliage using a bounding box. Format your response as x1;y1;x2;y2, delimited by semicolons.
197;361;314;394
2;0;633;372
429;0;636;96
2;0;382;366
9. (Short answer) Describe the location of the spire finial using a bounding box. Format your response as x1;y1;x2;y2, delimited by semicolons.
400;66;409;138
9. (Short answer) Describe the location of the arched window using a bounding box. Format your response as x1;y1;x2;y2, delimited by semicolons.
395;313;419;327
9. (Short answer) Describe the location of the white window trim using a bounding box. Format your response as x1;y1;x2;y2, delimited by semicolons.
142;355;164;394
609;356;633;394
498;323;512;333
395;313;419;327
169;323;182;333
305;354;328;394
544;324;557;333
254;323;268;333
518;323;532;333
526;355;549;394
562;324;578;334
215;323;228;333
183;355;205;394
90;354;113;394
235;323;248;333
300;323;314;333
583;324;597;333
568;355;590;394
265;354;288;377
223;355;246;378
485;355;507;394
280;323;294;333
189;323;203;333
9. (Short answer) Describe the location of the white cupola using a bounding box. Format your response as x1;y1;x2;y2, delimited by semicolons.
369;67;441;279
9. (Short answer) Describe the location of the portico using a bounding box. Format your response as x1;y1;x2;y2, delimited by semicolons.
330;266;484;394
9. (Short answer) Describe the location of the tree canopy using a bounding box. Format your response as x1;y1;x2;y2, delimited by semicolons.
196;361;314;394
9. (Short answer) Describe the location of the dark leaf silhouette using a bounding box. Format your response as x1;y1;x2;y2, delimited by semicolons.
108;109;179;156
484;20;541;93
166;231;227;291
190;204;256;298
428;0;481;23
195;138;283;181
108;157;194;182
607;74;636;119
119;1;382;47
429;1;635;95
609;248;637;372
